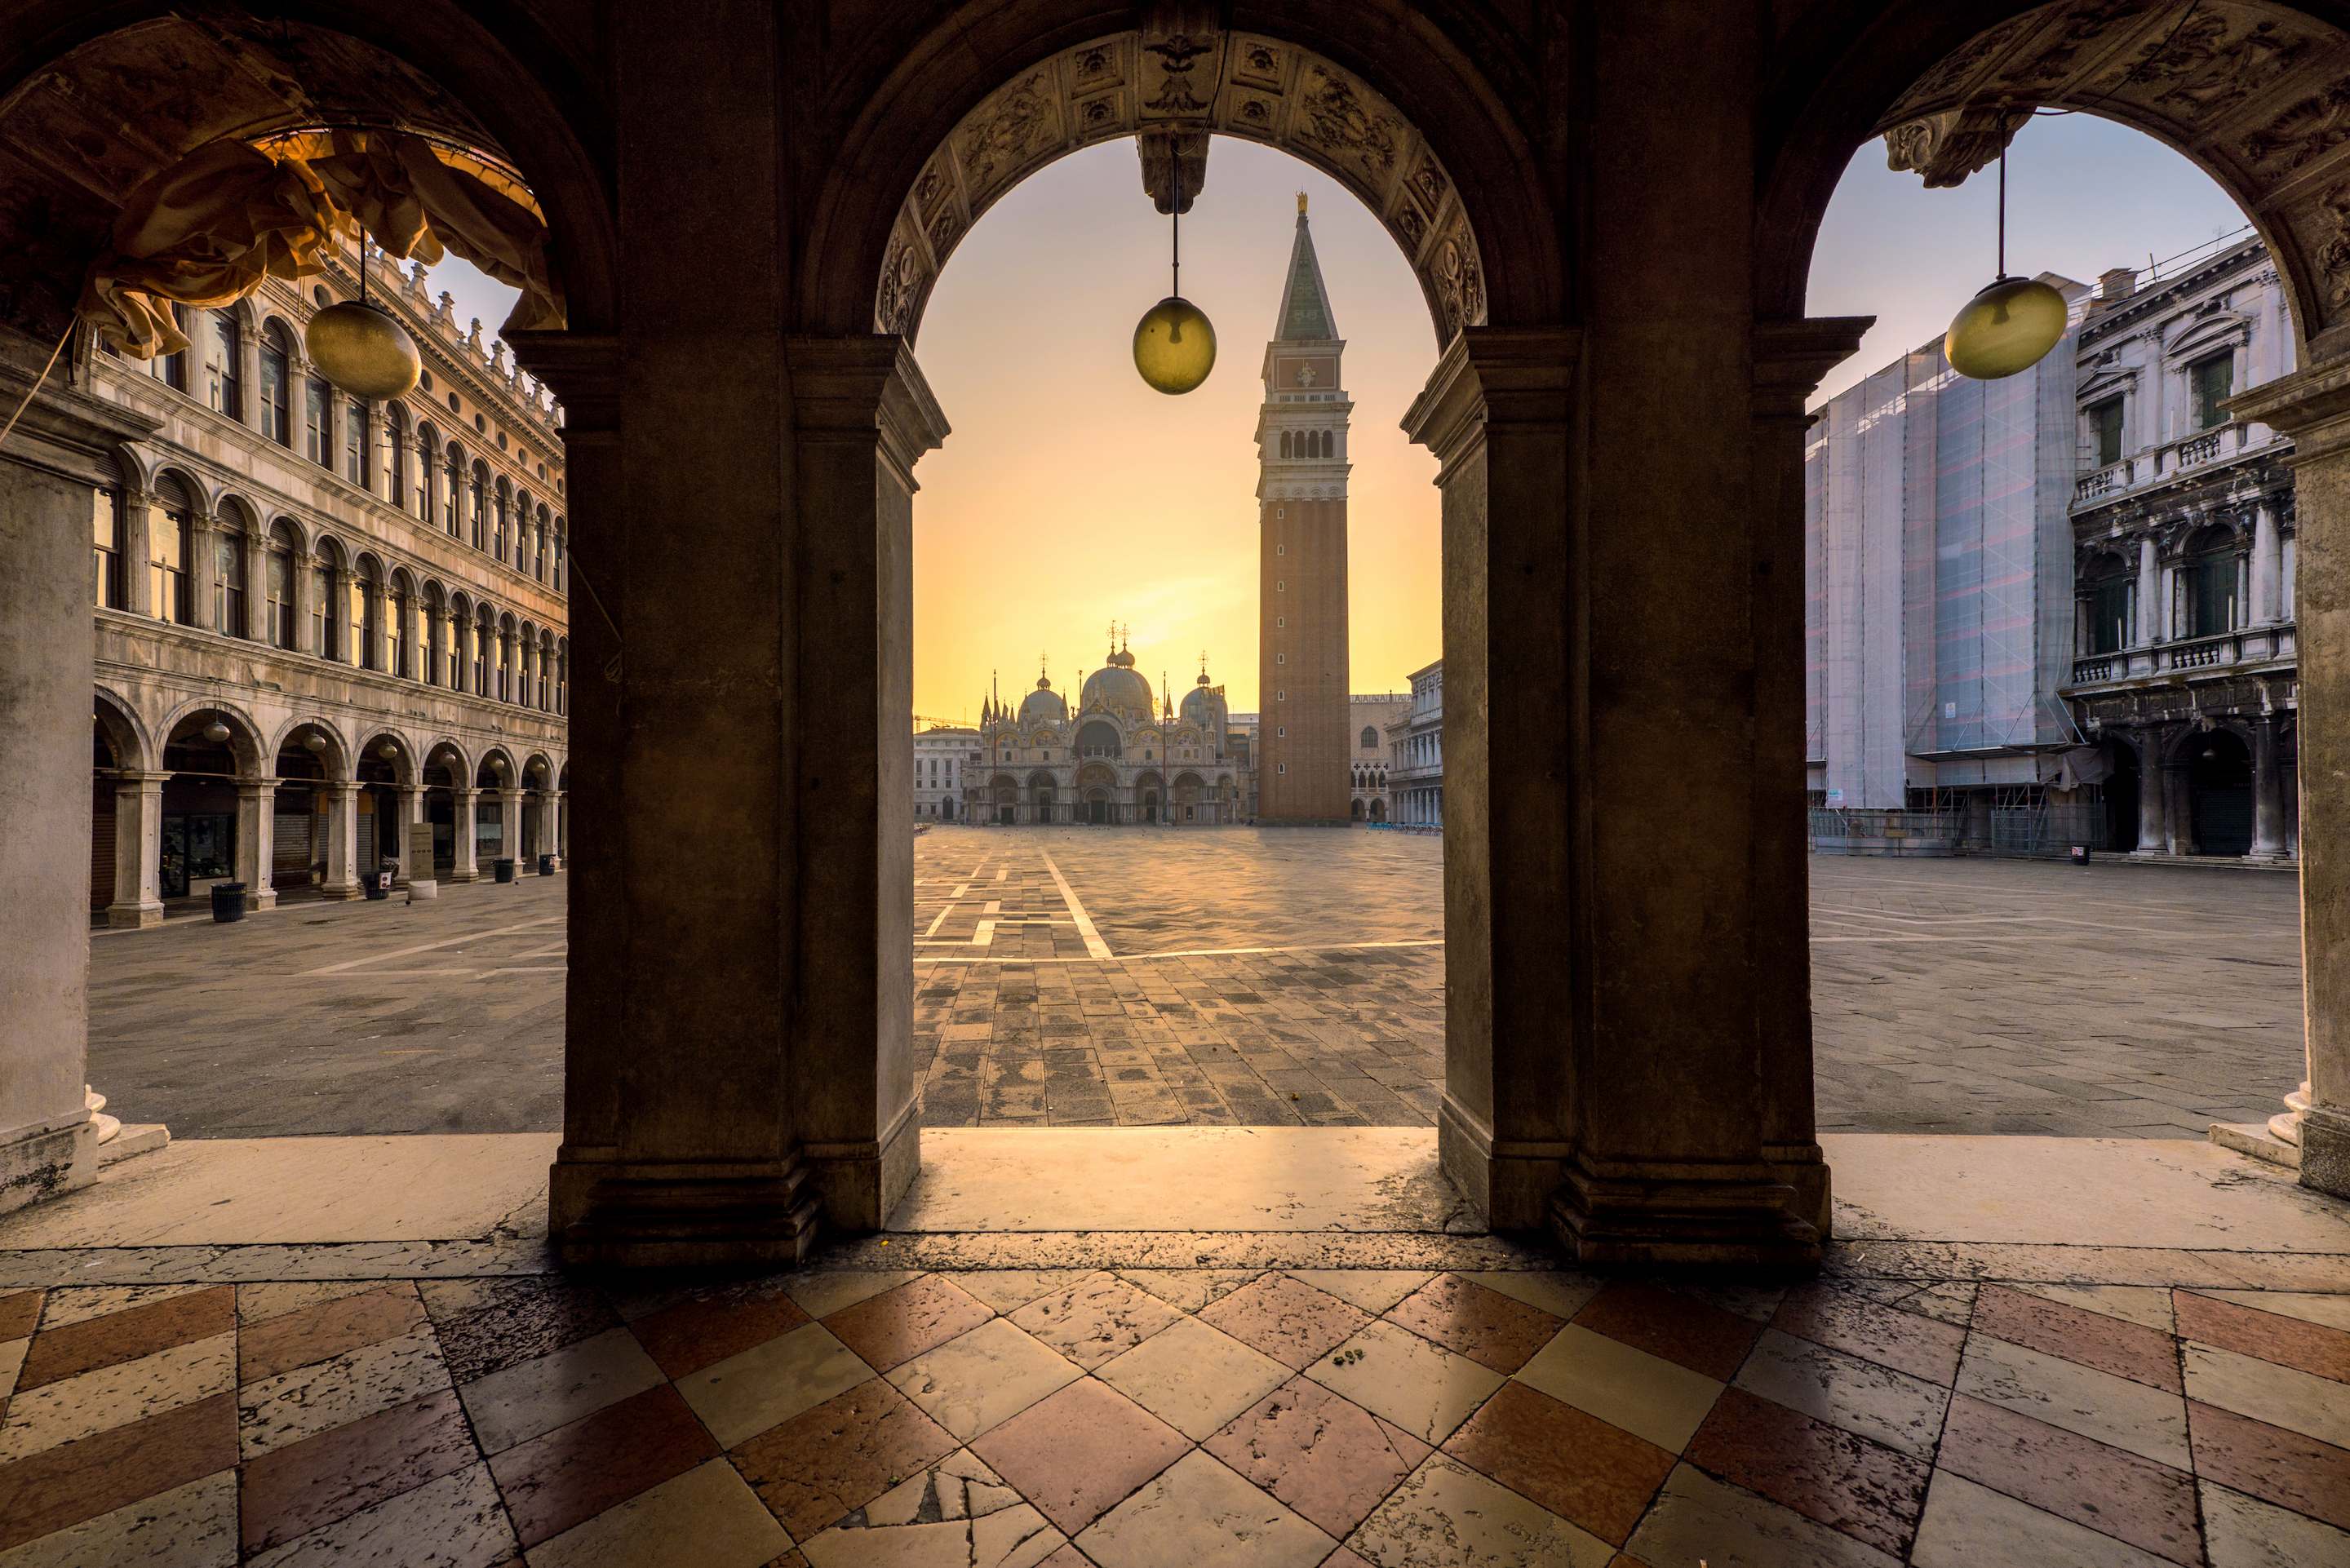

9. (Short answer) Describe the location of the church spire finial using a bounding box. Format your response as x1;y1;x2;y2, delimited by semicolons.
1297;190;1307;216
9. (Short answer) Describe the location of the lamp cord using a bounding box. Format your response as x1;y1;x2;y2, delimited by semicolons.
1171;156;1182;299
1996;109;2008;281
0;322;74;453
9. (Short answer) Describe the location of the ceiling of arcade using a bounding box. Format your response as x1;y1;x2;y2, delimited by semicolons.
0;15;510;341
1875;0;2350;343
873;29;1486;344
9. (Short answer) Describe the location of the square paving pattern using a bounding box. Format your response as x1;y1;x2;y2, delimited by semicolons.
2;1265;2345;1565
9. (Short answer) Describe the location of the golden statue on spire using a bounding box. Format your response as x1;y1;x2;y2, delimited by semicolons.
1297;190;1308;215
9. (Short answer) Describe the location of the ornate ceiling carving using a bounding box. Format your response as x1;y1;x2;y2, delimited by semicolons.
872;31;1485;346
1874;2;2350;341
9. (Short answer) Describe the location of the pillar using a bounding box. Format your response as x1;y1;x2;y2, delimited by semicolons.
0;357;151;1212
237;318;262;433
2250;712;2288;862
497;786;525;867
543;791;563;870
234;778;277;910
241;524;265;642
107;773;166;928
448;786;481;881
2163;756;2194;855
2134;729;2169;856
187;512;218;635
2234;359;2350;1197
120;489;154;618
393;785;426;884
317;781;361;899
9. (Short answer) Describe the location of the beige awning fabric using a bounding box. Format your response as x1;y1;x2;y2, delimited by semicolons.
79;127;564;359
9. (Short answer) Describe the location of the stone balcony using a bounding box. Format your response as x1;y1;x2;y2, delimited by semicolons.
2066;622;2298;693
2071;421;2276;510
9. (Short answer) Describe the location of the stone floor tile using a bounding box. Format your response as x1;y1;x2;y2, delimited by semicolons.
796;1448;1064;1568
2199;1478;2350;1568
457;1325;664;1457
1736;1328;1950;1461
1570;1282;1765;1383
527;1456;792;1568
0;1331;236;1464
487;1382;717;1548
1909;1468;2175;1568
1683;1384;1930;1560
1625;1463;1900;1568
1771;1283;1965;1384
12;1287;233;1393
0;1393;236;1552
1350;1454;1612;1568
0;1337;20;1406
1008;1273;1182;1371
235;1327;450;1462
1934;1393;2200;1566
239;1387;477;1555
672;1320;871;1451
888;1318;1085;1442
1458;1271;1602;1323
2176;1291;2350;1384
786;1270;924;1321
1514;1324;1724;1455
732;1377;961;1541
238;1283;426;1386
1035;1544;1090;1568
2192;1291;2350;1335
0;1295;38;1344
1972;1284;2184;1393
1078;1449;1335;1568
1096;1315;1289;1441
1303;1320;1503;1446
2013;1284;2177;1336
952;1271;1095;1315
1956;1331;2191;1469
1204;1375;1428;1540
0;1468;232;1567
823;1276;995;1374
969;1378;1189;1536
2187;1398;2350;1532
246;1460;515;1568
1199;1274;1373;1371
237;1282;397;1329
1442;1379;1674;1547
624;1279;810;1381
1383;1273;1562;1375
419;1278;619;1387
33;1286;203;1333
1899;1282;1980;1330
1285;1272;1434;1316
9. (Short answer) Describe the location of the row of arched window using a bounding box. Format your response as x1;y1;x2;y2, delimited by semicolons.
1279;428;1338;460
2077;522;2247;657
92;474;569;717
1352;764;1387;790
130;303;565;593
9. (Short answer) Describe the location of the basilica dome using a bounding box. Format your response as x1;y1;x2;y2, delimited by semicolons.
1018;673;1067;726
1180;672;1226;731
1080;645;1155;719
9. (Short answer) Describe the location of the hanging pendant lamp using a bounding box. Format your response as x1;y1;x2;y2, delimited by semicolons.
1133;156;1216;395
1944;110;2067;380
308;237;423;399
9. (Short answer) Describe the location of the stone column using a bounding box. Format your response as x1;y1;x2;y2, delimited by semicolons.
497;786;525;869
237;324;263;433
2134;729;2169;856
120;490;154;618
2234;358;2350;1196
186;512;217;634
2250;711;2287;861
2134;535;2160;673
107;773;166;928
241;524;266;641
234;778;277;910
543;791;564;870
317;781;362;899
448;786;481;881
2163;756;2194;855
325;381;348;481
1751;319;1870;1238
391;785;423;884
0;356;153;1212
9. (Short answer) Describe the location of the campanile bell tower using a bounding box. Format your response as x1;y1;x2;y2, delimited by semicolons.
1254;194;1350;822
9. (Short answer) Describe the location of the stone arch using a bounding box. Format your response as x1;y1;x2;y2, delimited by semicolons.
807;11;1562;341
477;746;519;789
157;697;267;776
1755;1;2350;357
268;716;355;781
355;729;419;787
93;685;153;774
422;737;473;788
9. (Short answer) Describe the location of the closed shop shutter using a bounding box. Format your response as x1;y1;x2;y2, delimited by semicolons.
91;781;115;911
273;812;312;883
356;791;375;869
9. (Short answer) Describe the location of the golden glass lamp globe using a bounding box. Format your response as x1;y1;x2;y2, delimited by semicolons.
306;301;423;400
1133;295;1217;395
1944;276;2068;380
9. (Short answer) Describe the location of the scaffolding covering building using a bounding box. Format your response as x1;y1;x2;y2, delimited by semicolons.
1805;276;2087;817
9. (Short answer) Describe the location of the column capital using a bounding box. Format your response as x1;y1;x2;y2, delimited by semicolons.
1752;317;1873;424
2230;352;2350;466
507;331;619;441
1400;325;1581;476
0;347;157;488
787;334;949;484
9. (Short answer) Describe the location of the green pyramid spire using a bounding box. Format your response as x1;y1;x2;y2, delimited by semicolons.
1273;197;1337;342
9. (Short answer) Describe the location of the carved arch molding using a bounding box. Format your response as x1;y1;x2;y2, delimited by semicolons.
1878;1;2350;343
874;31;1486;344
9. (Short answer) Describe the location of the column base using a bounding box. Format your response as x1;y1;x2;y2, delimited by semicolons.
244;886;277;912
1763;1139;1834;1241
317;883;362;902
1437;1097;1569;1231
105;901;163;929
449;869;480;884
804;1101;922;1233
2298;1102;2350;1202
550;1149;822;1268
0;1110;95;1216
1550;1155;1820;1271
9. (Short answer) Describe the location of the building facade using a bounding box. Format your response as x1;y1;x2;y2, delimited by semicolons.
2061;237;2299;860
964;644;1253;824
1350;693;1407;821
1386;660;1444;828
87;246;570;924
1255;196;1353;821
914;725;980;820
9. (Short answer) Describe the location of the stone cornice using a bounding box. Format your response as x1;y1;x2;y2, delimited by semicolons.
0;334;160;487
1401;326;1581;475
508;332;619;443
1753;317;1872;424
2230;354;2350;468
787;335;951;485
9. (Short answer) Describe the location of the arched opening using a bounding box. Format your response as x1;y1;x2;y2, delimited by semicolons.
2101;733;2141;855
271;722;353;900
476;751;516;866
355;734;413;883
422;742;473;882
2188;728;2255;857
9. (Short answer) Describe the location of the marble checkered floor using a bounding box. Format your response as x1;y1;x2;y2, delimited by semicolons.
1;1264;2344;1566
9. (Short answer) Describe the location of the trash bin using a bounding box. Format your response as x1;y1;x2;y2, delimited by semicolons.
2070;844;2091;866
211;883;246;924
537;853;556;876
494;857;517;884
363;860;396;900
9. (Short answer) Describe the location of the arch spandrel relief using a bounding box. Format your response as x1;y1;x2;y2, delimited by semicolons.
875;31;1485;343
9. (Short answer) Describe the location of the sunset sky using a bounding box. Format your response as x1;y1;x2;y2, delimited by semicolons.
441;115;2247;724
